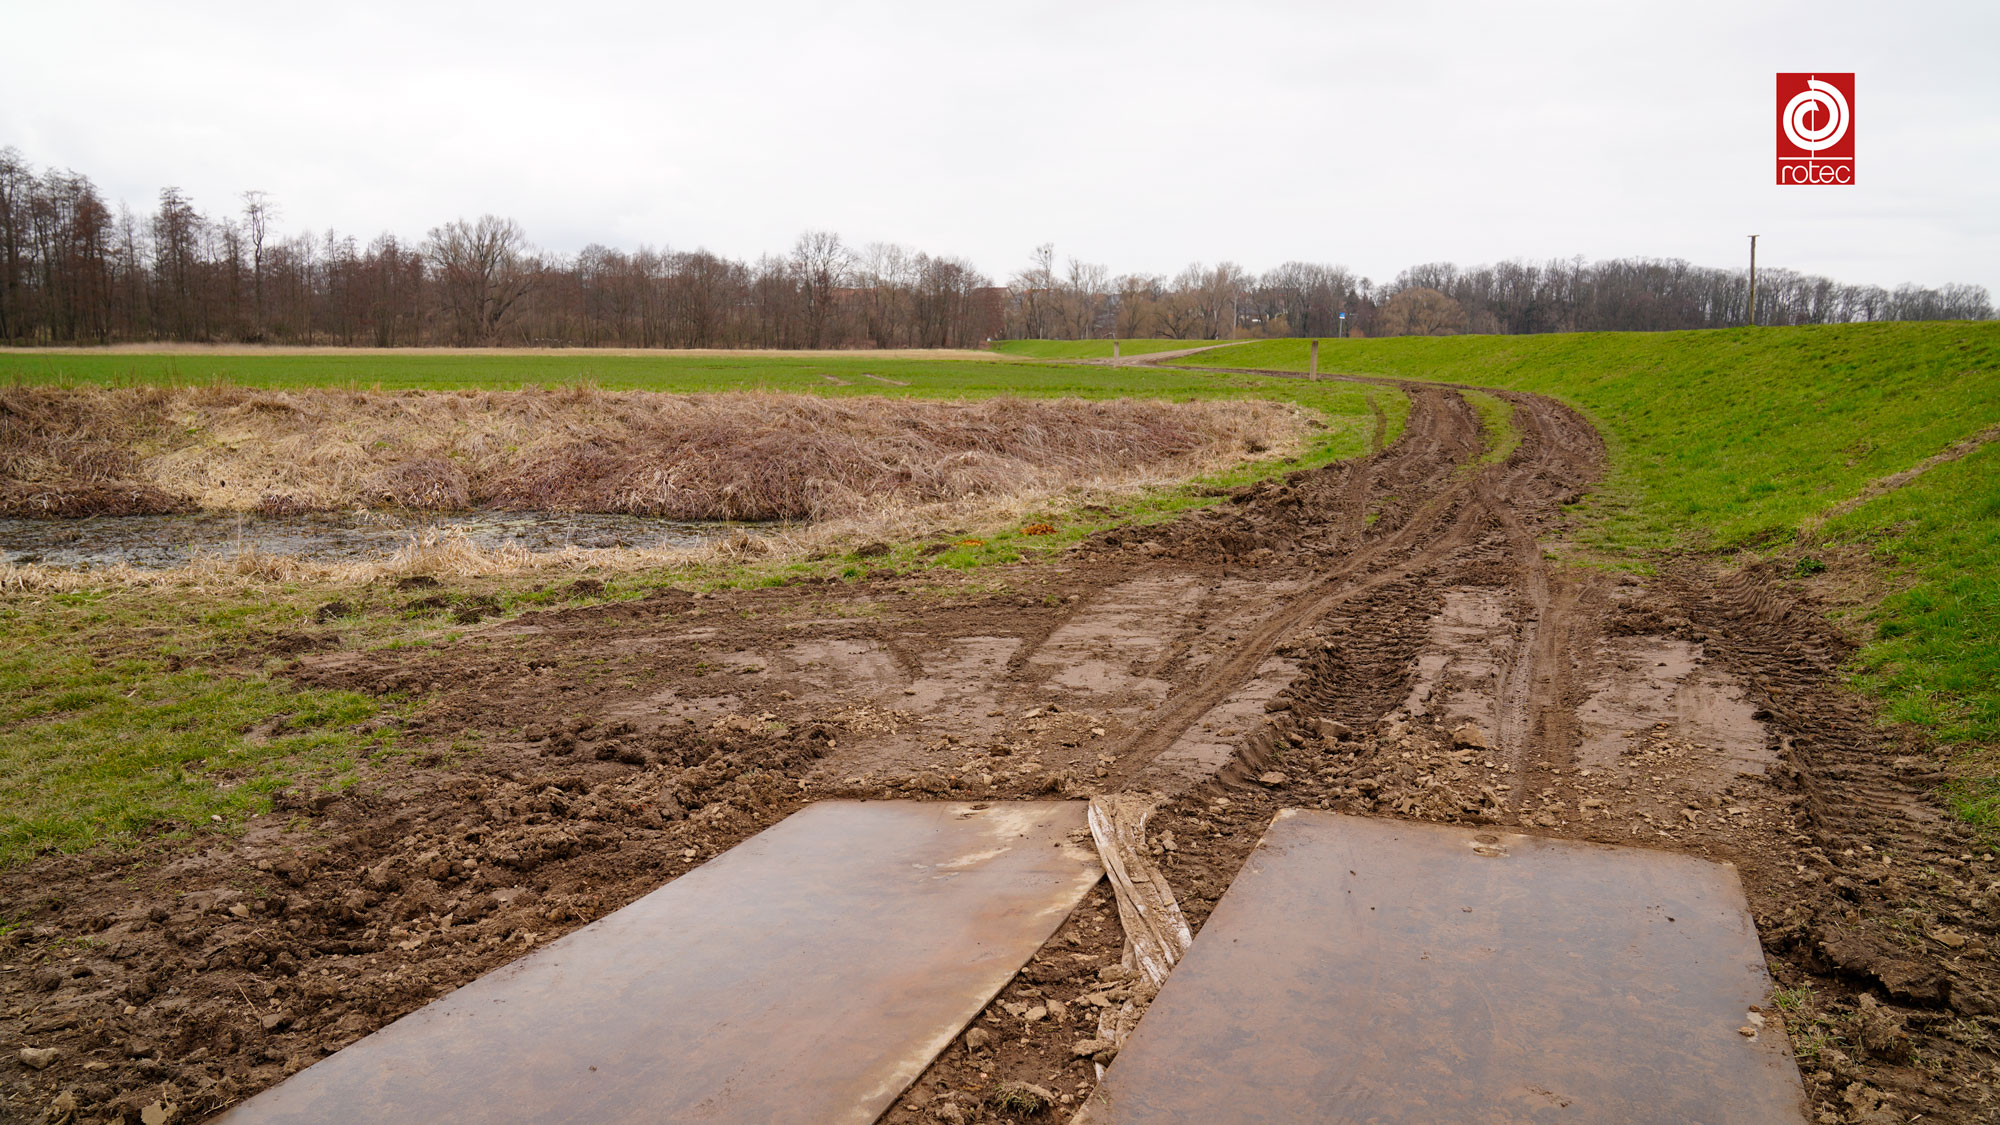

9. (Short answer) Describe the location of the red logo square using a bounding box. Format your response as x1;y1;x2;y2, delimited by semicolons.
1776;73;1855;185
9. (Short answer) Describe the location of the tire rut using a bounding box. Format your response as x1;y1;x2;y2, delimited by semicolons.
1097;379;1605;795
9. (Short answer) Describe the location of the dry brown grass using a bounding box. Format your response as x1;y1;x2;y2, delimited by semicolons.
0;385;1309;590
1;385;1297;522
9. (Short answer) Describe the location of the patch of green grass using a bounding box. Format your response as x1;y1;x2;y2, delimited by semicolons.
1819;442;2000;812
0;572;656;863
991;339;1225;359
1463;390;1521;469
0;592;382;864
988;1081;1055;1114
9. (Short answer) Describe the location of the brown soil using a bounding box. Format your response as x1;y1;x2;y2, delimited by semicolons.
2;378;1994;1124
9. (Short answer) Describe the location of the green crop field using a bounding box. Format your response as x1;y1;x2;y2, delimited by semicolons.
4;347;1347;410
1179;323;2000;820
991;339;1224;359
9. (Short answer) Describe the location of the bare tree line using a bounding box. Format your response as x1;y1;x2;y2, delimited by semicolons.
0;151;998;349
1013;253;1993;341
0;148;1989;348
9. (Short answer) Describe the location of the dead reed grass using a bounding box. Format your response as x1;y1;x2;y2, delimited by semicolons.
0;468;1178;594
1;385;1299;521
0;384;1310;591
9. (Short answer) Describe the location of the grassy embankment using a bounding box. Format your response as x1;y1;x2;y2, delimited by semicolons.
991;339;1224;359
0;351;1405;864
1180;323;2000;823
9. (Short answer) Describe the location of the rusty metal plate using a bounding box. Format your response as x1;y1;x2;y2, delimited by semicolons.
1079;811;1806;1124
215;801;1101;1124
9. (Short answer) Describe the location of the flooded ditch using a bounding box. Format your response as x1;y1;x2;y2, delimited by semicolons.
0;510;765;570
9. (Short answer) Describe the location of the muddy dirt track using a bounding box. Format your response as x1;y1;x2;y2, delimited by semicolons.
3;371;1997;1124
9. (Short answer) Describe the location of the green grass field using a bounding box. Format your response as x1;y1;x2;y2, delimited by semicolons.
3;348;1375;417
991;339;1224;359
0;350;1405;862
1180;323;2000;820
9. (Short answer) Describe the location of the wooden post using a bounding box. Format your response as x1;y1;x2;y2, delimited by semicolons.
1309;338;1320;380
1748;234;1759;327
1113;339;1121;359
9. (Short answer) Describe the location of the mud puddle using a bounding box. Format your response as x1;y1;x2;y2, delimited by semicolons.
0;511;769;569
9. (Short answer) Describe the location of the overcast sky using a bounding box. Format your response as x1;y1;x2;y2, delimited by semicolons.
7;0;1996;295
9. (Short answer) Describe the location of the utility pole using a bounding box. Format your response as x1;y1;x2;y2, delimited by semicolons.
1747;234;1759;327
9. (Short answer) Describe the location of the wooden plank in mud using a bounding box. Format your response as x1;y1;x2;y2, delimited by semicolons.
1078;810;1807;1124
214;801;1102;1124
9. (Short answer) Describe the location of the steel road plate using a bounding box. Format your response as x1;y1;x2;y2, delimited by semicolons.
214;800;1101;1124
1078;810;1806;1124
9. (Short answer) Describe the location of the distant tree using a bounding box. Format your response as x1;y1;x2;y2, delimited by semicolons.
241;190;275;338
423;215;540;345
1113;274;1164;338
1059;257;1110;338
1376;287;1466;336
150;187;205;339
1174;262;1248;339
790;230;850;348
1259;261;1355;337
1011;243;1058;339
0;147;30;341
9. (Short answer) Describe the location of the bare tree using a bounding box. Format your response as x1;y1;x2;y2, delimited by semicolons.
1376;287;1467;336
789;230;851;348
1175;262;1249;339
1113;274;1164;338
1011;243;1058;339
0;147;30;341
423;215;541;345
1060;257;1110;338
1260;261;1355;337
241;190;275;338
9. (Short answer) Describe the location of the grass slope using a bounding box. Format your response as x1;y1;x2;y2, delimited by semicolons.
1184;323;2000;819
1821;442;2000;821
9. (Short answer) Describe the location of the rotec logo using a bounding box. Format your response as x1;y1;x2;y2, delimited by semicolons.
1776;73;1855;185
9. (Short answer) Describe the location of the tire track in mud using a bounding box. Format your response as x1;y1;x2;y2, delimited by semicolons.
1476;393;1604;797
1100;373;1602;799
1099;387;1483;787
889;369;1619;1121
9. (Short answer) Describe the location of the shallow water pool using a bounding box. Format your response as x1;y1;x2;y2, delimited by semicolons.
0;510;761;570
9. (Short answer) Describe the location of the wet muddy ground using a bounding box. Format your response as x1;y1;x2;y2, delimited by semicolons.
1;376;1994;1124
0;511;755;570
